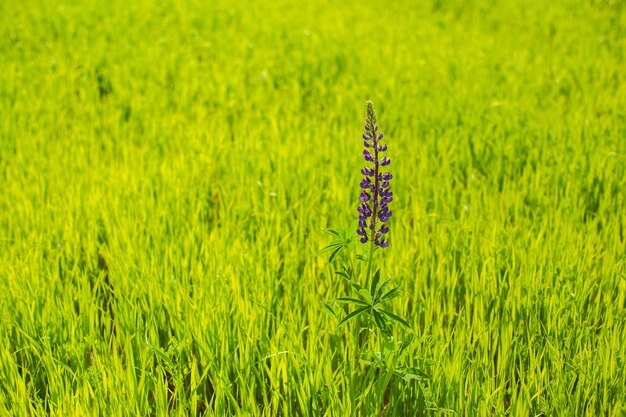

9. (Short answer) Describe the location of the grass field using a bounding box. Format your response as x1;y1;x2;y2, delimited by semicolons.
1;0;626;415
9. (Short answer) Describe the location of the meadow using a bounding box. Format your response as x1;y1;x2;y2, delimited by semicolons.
1;0;625;415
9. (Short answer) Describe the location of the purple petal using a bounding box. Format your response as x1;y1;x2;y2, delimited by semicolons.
360;236;368;244
378;211;391;222
381;157;391;166
359;204;372;217
361;167;373;176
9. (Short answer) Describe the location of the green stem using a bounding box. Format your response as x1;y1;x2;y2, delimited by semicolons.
366;238;375;283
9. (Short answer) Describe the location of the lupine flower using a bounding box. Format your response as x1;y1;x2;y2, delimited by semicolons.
357;101;392;248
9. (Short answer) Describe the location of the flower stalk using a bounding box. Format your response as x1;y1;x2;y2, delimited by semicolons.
358;100;392;280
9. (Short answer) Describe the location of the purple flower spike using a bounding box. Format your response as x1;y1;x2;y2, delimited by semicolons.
356;100;392;248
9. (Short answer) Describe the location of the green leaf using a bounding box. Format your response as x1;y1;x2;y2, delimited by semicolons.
374;278;393;303
397;334;415;356
338;306;369;328
323;302;338;318
356;287;373;305
379;309;411;329
328;246;343;263
335;269;351;280
335;297;369;306
319;242;342;254
370;269;381;297
379;287;402;304
372;310;389;335
324;229;341;239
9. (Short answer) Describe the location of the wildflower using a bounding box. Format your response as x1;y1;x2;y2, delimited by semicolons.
357;101;392;247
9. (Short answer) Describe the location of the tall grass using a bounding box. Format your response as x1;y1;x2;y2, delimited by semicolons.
0;0;625;415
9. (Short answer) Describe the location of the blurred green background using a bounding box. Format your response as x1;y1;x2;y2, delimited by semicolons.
1;0;625;415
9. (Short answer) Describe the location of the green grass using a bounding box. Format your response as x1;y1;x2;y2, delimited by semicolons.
1;0;625;415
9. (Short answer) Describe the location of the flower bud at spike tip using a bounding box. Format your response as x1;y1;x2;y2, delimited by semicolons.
357;100;392;248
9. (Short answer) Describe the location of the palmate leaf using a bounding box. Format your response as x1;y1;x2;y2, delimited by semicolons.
350;283;373;304
335;297;370;307
379;309;411;329
319;241;345;263
320;223;361;264
334;268;353;281
337;306;369;328
379;287;402;304
356;288;373;305
370;269;381;297
372;310;390;335
319;242;342;254
328;246;344;263
355;254;368;262
374;278;393;303
317;242;341;255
